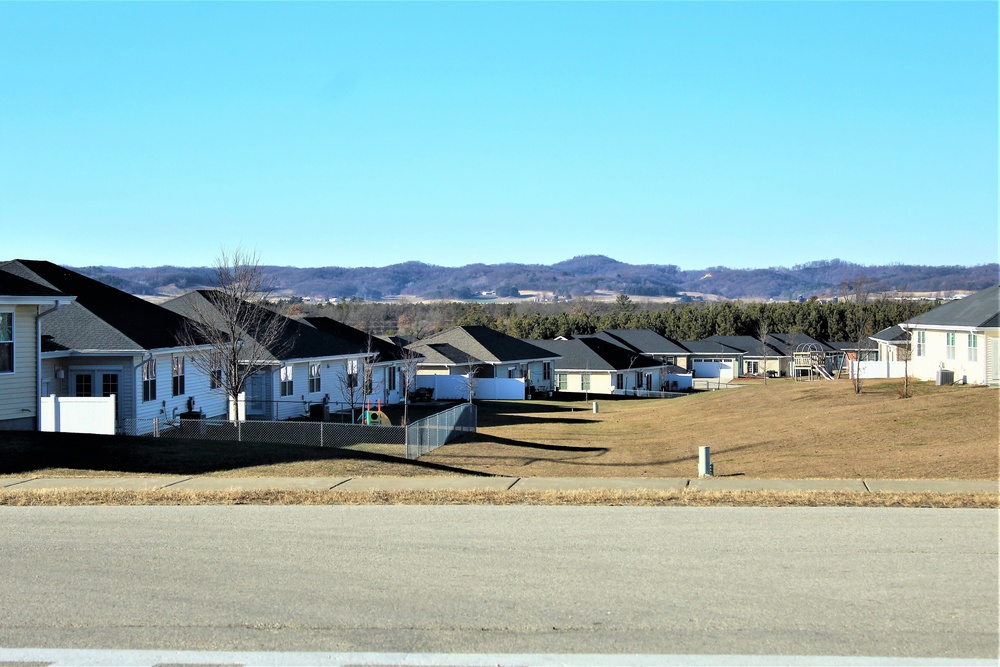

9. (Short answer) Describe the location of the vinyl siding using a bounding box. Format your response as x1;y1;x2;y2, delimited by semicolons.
0;305;39;424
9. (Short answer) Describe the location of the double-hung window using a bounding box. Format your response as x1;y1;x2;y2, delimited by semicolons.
171;356;185;396
556;373;567;391
945;332;956;360
280;365;294;396
346;359;359;388
915;331;925;357
968;334;978;362
543;362;552;381
387;367;396;392
209;352;223;389
142;359;156;402
308;363;321;393
581;373;591;391
615;373;624;390
0;312;12;373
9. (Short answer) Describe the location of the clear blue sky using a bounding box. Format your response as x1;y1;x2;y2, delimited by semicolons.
1;2;996;270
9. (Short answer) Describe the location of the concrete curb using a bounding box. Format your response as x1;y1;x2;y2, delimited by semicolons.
1;476;995;494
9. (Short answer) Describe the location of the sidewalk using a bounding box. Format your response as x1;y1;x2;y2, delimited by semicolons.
2;476;996;494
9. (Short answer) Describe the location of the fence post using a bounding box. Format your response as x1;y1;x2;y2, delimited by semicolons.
237;419;241;443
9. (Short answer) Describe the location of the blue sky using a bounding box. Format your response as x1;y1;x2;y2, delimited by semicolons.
1;2;996;270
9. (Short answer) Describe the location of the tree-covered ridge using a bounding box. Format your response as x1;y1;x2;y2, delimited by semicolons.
72;257;998;301
306;297;939;344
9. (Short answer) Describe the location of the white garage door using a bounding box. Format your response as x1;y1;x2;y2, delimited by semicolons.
692;358;735;381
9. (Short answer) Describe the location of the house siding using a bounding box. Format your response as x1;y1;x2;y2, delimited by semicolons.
909;328;991;385
0;305;39;428
134;352;227;421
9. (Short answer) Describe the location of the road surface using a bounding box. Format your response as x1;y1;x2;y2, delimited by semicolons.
0;506;996;660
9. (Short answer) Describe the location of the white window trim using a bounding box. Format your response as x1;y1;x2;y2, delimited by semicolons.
0;310;13;374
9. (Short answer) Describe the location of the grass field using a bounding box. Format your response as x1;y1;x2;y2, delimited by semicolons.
421;379;999;480
2;379;995;481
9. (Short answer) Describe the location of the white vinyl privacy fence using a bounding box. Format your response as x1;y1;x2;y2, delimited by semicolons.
40;395;116;435
119;403;476;460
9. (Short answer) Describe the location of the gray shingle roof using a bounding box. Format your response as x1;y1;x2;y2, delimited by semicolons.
680;340;745;356
163;291;359;362
871;325;907;343
589;329;689;355
408;326;559;365
903;286;1000;329
1;260;208;352
303;316;409;362
704;335;786;358
529;337;662;372
0;269;67;299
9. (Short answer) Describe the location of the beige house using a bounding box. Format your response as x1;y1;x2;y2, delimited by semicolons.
0;268;74;430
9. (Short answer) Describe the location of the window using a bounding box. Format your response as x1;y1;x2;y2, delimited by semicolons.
387;367;396;392
0;312;12;373
663;356;675;365
142;359;156;402
346;359;358;388
171;355;185;396
280;365;294;397
556;373;567;391
210;352;223;389
968;334;978;362
75;374;93;397
508;366;516;379
946;332;956;360
916;331;925;357
746;360;759;375
615;373;624;390
308;363;321;393
543;362;551;381
363;363;373;394
581;373;591;391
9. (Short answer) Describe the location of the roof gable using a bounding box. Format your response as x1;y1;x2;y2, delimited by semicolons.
591;329;689;355
529;337;662;371
412;326;558;364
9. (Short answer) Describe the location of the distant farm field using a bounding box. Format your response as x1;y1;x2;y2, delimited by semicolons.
421;380;999;480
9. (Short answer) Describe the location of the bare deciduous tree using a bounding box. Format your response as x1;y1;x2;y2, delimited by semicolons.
841;275;883;395
398;345;423;429
757;317;771;385
179;248;289;419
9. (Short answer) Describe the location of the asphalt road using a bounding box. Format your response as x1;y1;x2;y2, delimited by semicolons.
0;506;996;660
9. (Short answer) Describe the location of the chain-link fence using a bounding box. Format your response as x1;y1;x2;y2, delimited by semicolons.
404;402;477;459
118;402;477;460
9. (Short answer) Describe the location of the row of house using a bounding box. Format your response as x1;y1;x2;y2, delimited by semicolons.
0;260;417;432
4;260;996;432
398;285;1000;395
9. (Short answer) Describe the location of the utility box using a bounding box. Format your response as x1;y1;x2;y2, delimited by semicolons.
936;369;954;386
698;446;713;478
309;403;330;421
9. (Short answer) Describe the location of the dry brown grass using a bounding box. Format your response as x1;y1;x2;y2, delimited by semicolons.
421;379;1000;480
0;487;995;508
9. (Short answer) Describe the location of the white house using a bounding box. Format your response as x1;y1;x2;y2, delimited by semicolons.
0;267;74;430
0;260;226;432
529;336;671;396
899;286;1000;386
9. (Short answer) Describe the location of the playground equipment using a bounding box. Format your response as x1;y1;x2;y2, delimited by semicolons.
359;399;392;426
793;343;834;381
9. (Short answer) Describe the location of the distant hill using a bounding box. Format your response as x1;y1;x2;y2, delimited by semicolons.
72;256;998;301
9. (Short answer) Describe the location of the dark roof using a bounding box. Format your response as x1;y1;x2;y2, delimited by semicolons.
163;291;360;362
0;269;67;299
765;332;835;354
589;329;689;355
679;340;745;356
529;337;663;372
827;339;878;351
871;325;907;343
408;326;559;365
303;317;408;362
903;286;1000;329
704;335;786;358
1;260;208;352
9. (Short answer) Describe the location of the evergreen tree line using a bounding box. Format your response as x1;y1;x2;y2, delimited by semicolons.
293;297;938;344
